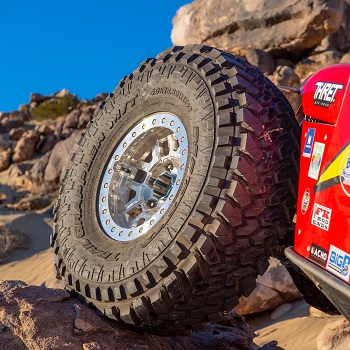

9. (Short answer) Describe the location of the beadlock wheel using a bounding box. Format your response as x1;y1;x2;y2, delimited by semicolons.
51;45;300;335
97;113;188;241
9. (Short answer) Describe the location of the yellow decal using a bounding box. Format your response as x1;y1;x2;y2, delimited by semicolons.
315;142;350;193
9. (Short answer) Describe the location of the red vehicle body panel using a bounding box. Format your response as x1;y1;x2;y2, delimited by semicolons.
295;64;350;283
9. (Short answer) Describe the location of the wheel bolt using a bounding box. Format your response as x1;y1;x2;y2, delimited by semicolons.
146;199;158;208
164;162;174;171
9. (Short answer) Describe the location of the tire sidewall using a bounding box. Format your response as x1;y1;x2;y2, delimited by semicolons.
65;63;217;284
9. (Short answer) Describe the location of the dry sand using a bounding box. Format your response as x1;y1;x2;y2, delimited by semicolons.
0;206;343;349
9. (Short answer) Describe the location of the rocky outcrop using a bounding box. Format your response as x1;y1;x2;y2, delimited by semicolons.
0;89;99;211
0;280;282;350
235;258;301;315
171;0;348;58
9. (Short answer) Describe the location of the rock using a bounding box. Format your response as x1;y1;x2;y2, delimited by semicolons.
38;133;56;154
0;280;273;350
78;106;95;128
0;119;25;134
60;128;73;138
12;130;40;163
0;112;9;122
0;149;12;172
9;110;28;122
317;317;350;350
63;109;81;129
10;195;52;211
54;117;65;136
295;51;344;81
235;258;301;315
171;0;346;58
309;50;343;67
30;92;49;103
8;163;33;178
0;184;16;204
270;303;293;320
271;65;301;111
92;92;108;103
30;152;51;183
0;141;13;172
274;58;294;68
340;53;350;63
272;66;300;87
9;127;26;141
35;122;55;135
29;101;38;109
315;28;348;53
55;88;71;98
44;130;81;183
0;141;13;152
245;49;274;74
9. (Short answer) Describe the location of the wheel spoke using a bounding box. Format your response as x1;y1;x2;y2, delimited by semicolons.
128;210;148;227
124;184;143;210
167;134;179;158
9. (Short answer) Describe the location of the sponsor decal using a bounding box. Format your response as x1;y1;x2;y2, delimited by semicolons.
314;81;343;108
340;149;350;197
302;128;315;158
326;245;350;282
315;142;350;193
311;203;331;231
308;142;325;180
301;188;310;214
309;243;328;267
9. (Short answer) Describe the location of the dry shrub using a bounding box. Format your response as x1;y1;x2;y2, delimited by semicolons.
0;225;30;263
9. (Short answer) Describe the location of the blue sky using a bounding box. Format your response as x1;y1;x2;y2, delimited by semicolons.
0;1;190;112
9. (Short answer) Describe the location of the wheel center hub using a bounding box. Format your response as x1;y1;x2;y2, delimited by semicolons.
153;171;173;199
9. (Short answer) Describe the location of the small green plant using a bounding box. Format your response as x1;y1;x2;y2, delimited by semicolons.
31;95;79;120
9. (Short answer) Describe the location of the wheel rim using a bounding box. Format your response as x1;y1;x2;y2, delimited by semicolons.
98;112;189;241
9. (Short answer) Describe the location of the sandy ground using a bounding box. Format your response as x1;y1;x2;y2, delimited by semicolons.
0;206;343;349
0;207;57;287
249;300;341;349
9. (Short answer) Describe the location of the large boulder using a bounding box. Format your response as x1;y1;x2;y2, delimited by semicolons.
0;280;281;350
171;0;348;58
235;258;301;315
44;130;81;183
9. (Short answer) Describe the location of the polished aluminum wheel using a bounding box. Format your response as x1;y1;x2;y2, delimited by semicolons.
98;113;188;241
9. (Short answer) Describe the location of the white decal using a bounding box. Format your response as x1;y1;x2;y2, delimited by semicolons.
308;142;325;180
301;188;310;214
311;203;331;231
326;245;350;282
314;81;343;107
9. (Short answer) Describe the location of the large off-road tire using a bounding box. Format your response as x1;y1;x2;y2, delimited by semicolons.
51;45;300;335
